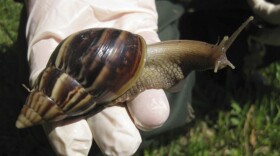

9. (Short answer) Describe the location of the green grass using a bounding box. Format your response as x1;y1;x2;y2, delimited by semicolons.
143;62;280;156
1;0;280;156
0;0;22;51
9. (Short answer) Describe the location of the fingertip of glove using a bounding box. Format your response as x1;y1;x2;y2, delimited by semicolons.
87;106;142;156
128;89;170;131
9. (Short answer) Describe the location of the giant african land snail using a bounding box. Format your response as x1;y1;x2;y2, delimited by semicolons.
16;16;254;128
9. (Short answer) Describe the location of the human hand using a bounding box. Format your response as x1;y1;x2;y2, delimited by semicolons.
26;0;170;155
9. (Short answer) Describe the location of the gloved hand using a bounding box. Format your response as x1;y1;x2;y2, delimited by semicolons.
26;0;170;155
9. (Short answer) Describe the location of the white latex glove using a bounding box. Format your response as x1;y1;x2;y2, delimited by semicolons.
26;0;170;156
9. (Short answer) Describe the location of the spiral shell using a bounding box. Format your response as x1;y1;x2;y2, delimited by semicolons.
16;28;146;128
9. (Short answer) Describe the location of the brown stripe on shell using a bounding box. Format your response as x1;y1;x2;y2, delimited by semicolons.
63;91;96;116
25;91;66;121
74;28;117;87
53;34;76;70
36;67;82;106
37;67;61;96
59;87;88;112
36;67;98;117
59;86;95;116
86;30;146;103
88;29;145;102
15;90;67;128
15;105;43;128
48;28;106;77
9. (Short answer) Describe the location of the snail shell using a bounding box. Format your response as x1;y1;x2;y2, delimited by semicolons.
16;28;146;128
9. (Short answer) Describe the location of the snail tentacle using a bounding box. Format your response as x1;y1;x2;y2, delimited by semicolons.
213;16;254;72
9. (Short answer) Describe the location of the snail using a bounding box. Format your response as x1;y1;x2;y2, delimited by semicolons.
16;16;254;129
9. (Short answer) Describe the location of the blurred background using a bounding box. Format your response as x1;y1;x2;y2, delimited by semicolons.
0;0;279;155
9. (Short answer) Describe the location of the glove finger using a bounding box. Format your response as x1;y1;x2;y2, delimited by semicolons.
86;105;141;156
127;89;170;131
43;119;92;156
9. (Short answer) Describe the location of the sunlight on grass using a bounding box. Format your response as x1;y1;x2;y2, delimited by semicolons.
0;0;22;52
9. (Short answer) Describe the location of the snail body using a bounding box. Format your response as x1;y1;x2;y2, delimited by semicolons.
16;17;253;128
